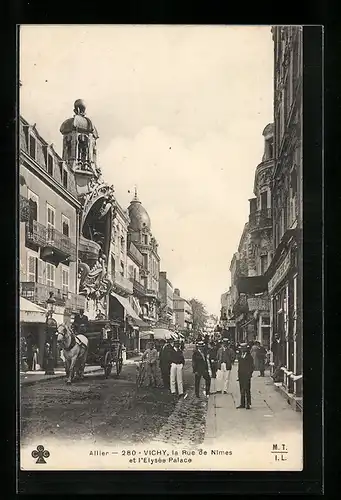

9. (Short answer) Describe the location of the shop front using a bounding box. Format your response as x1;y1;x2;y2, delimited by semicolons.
268;233;302;398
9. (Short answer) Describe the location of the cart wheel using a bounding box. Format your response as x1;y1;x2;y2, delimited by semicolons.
116;358;123;376
104;352;112;379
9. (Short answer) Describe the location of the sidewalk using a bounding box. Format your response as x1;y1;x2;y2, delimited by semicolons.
203;363;303;469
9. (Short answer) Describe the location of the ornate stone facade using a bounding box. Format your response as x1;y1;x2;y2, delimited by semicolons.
60;100;117;319
269;26;303;398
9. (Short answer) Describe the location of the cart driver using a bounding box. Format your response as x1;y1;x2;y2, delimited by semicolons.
73;309;89;336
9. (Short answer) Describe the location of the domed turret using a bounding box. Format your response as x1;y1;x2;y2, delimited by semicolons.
128;188;151;231
59;100;100;185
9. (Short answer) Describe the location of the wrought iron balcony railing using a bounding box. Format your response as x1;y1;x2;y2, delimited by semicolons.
21;281;86;312
24;219;76;260
25;220;47;247
248;209;272;233
129;277;146;296
45;226;76;260
21;281;68;307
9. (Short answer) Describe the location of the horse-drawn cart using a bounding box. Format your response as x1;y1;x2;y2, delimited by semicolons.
85;320;123;378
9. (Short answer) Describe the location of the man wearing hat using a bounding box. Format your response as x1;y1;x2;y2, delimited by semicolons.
192;341;211;398
169;339;185;397
159;338;173;389
216;338;234;394
236;343;254;409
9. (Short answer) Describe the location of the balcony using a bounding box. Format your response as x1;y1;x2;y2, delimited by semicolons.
129;277;146;296
113;272;133;295
25;220;47;248
21;281;68;307
43;226;77;262
249;208;272;233
24;220;77;263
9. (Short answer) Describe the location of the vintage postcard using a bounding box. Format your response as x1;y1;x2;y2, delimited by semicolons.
19;24;303;471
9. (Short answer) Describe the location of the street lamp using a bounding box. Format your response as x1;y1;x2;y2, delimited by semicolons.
45;292;57;375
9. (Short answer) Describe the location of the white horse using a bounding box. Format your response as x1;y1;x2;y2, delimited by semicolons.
57;324;88;384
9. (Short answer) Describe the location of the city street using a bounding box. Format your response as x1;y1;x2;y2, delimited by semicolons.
20;345;208;447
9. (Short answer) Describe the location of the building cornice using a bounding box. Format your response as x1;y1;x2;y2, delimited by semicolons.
20;151;82;209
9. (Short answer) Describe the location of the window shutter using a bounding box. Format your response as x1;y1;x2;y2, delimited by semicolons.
37;259;44;284
27;256;36;282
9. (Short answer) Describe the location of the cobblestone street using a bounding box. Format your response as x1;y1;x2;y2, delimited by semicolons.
21;346;208;447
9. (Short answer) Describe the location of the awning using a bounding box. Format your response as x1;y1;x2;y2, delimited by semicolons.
150;328;174;340
20;297;47;324
139;331;156;340
110;291;148;327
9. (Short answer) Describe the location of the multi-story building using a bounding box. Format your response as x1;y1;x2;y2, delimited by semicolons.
220;288;233;321
173;288;193;332
127;189;161;326
127;239;145;315
19;115;85;366
267;26;303;404
158;271;175;329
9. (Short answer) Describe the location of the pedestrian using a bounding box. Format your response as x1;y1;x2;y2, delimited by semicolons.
192;341;211;398
254;341;267;376
159;338;173;389
170;340;185;397
141;341;158;387
207;340;218;394
216;338;234;394
236;343;254;409
250;342;259;366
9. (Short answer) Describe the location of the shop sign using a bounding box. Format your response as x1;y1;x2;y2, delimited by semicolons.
268;252;291;294
247;297;269;312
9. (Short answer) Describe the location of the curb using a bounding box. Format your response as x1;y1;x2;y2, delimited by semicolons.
20;367;103;386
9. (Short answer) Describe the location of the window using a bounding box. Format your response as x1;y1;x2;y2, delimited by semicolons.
260;255;268;275
27;254;36;282
46;263;55;287
27;189;38;222
61;214;70;237
47;204;55;242
29;135;36;159
133;268;137;280
37;259;45;284
61;266;69;294
120;261;124;276
144;234;148;245
62;169;68;189
120;236;125;252
23;125;29;148
47;153;54;176
47;204;55;228
260;191;268;211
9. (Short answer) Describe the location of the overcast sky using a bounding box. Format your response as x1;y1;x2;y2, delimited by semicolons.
20;25;274;316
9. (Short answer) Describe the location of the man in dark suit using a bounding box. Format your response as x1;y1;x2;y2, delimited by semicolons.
236;343;254;409
159;338;173;389
192;341;211;398
73;309;89;335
